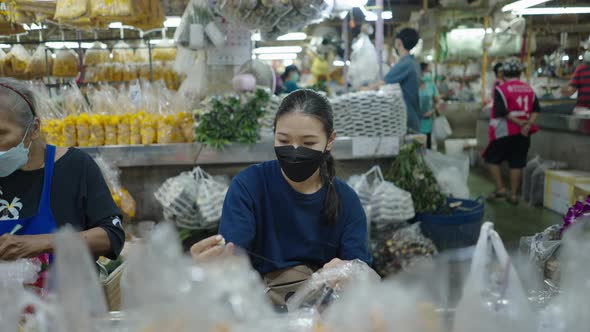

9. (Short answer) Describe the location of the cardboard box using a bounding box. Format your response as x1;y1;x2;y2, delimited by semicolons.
544;170;590;215
574;183;590;203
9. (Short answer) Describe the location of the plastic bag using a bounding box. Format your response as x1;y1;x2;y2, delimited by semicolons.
55;0;88;19
424;150;470;199
453;222;536;332
90;0;135;18
432;115;452;141
372;223;437;278
52;48;79;78
155;167;228;230
368;166;415;225
519;224;561;284
530;161;568;207
134;39;150;63
112;41;134;64
50;226;109;332
153;38;177;62
348;32;379;89
4;44;31;76
286;260;379;313
320;276;444;332
522;156;541;203
94;156;136;219
27;44;52;78
84;42;110;66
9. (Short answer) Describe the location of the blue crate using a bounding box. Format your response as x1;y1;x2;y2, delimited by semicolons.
414;198;485;251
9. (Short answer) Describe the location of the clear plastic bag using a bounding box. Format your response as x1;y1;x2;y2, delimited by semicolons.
134;39;150;63
27;44;52;78
520;224;561;284
286;260;379;314
424;150;470;199
372;223;437;278
155;167;228;230
368;166;415;225
52;48;79;78
453;222;536;332
432;115;452;141
348;32;379;89
50;226;109;332
55;0;88;20
84;42;110;66
94;155;136;219
522;156;542;203
90;0;135;18
153;38;177;62
4;44;31;76
112;41;134;64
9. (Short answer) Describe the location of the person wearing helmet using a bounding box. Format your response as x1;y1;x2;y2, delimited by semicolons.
484;59;541;205
562;50;590;114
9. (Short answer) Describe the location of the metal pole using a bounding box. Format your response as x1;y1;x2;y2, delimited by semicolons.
342;14;349;93
376;0;384;79
482;16;489;104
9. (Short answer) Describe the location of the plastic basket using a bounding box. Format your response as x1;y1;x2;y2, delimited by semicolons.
415;198;485;251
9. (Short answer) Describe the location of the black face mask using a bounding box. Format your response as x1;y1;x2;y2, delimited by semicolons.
275;145;325;183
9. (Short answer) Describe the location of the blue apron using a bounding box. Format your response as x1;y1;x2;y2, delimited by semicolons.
0;145;58;237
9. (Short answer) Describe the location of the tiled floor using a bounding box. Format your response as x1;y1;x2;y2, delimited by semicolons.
468;170;561;247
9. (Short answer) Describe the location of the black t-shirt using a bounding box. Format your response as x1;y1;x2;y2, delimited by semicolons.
0;148;124;259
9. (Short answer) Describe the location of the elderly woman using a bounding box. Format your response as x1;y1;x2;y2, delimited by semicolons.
0;78;124;287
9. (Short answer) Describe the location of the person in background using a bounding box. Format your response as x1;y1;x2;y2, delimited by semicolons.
281;65;301;94
0;78;124;291
562;50;590;114
483;60;541;205
491;62;504;103
383;28;421;132
418;62;440;149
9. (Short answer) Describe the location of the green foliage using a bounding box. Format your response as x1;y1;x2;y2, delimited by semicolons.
195;89;271;149
385;142;448;214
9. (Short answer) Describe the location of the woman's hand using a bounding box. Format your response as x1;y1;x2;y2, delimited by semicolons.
0;234;51;260
190;235;234;263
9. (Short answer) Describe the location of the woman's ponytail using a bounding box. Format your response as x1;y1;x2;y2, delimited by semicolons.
320;151;339;225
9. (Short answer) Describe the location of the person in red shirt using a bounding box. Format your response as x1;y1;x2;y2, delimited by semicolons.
563;51;590;113
484;59;541;205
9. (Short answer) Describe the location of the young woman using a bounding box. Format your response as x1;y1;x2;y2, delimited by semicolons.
192;89;371;303
0;78;124;289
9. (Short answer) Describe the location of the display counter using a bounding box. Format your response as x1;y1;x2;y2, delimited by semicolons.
476;101;590;172
80;137;401;221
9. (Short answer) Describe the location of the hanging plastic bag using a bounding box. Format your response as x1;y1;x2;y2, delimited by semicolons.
520;224;561;285
348;30;379;89
453;222;536;332
55;0;88;20
368;166;415;225
134;39;150;63
424;150;470;199
112;40;134;64
84;42;110;66
155;167;228;230
4;44;31;76
52;48;79;78
153;37;178;62
27;44;52;78
432;115;452;141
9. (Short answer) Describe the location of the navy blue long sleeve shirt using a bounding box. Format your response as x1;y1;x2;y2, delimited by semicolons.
384;54;421;132
218;160;371;275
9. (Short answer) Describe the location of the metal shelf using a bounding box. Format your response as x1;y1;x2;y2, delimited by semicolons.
78;137;401;167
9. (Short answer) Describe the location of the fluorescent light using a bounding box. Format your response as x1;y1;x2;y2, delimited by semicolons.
364;11;393;21
339;11;349;19
109;22;123;29
333;60;351;66
277;33;307;41
502;0;551;12
580;55;584;60
0;44;10;49
164;16;181;28
335;0;368;11
283;59;294;66
257;53;298;60
149;39;161;45
23;23;46;31
46;42;97;49
426;55;434;61
562;55;570;61
515;7;590;15
254;46;303;54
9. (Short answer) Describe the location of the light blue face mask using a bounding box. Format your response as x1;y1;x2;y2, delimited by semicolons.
291;72;300;82
0;124;32;177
